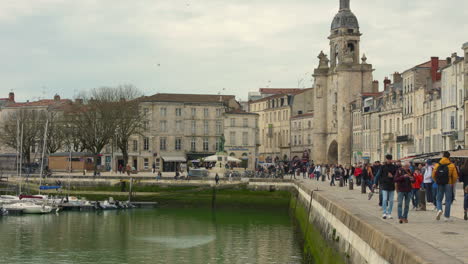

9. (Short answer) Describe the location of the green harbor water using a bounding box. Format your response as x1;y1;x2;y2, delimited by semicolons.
0;207;304;264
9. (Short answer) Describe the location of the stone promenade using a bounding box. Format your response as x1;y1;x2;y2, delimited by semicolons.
298;178;468;263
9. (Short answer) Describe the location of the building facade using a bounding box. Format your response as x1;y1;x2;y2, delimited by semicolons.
121;93;240;172
312;0;374;165
290;113;314;161
441;53;465;150
223;110;259;170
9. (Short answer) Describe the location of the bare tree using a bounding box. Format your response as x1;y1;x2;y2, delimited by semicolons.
0;109;44;164
64;97;116;173
64;85;145;172
111;85;146;168
43;111;68;154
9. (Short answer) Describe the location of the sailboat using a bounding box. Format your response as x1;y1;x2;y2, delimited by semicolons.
2;201;53;214
1;116;57;214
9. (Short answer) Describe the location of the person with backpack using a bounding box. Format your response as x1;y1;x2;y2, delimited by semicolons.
432;151;459;221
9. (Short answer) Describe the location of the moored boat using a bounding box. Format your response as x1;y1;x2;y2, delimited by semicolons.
3;202;54;214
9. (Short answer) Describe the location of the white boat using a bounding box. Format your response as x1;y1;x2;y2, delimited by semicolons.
0;195;20;203
3;202;54;214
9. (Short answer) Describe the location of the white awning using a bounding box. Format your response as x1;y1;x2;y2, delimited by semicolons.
161;155;186;162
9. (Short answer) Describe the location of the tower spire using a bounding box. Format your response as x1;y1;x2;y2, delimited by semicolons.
340;0;350;10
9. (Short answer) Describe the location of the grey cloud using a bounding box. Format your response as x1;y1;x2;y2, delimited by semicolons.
0;0;467;101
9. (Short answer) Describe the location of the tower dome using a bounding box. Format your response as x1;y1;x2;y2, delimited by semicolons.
331;0;359;31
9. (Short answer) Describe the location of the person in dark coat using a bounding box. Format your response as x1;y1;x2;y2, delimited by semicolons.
459;159;468;190
374;154;397;220
215;173;220;185
395;162;415;224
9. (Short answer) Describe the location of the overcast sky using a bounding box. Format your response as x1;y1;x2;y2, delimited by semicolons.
1;0;467;102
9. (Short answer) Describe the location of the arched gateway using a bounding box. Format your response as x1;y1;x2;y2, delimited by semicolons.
328;141;338;164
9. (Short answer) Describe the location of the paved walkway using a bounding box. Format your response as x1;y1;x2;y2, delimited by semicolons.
297;178;468;263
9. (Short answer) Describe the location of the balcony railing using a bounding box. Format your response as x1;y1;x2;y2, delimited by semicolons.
396;135;413;143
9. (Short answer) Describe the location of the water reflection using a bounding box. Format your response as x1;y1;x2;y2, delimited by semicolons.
0;208;303;264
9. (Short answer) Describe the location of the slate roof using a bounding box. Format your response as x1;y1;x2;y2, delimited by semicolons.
140;93;235;103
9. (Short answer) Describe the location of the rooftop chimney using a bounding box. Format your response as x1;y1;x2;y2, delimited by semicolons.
393;72;402;84
446;57;452;65
8;92;15;102
372;80;379;93
383;77;391;91
430;57;441;82
54;94;61;101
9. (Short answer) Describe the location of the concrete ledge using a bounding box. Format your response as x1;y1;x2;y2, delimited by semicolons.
295;182;463;264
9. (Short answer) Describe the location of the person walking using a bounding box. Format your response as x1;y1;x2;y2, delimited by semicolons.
411;168;423;210
395;162;415;224
363;163;375;199
315;165;321;181
354;164;363;186
432;151;459;221
423;161;434;208
330;165;337;186
459;160;468;190
375;154;397;219
372;161;382;205
152;162;156;173
215;173;220;185
464;185;468;221
126;164;131;176
343;165;350;186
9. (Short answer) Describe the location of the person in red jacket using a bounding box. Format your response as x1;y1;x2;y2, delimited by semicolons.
354;164;363;186
411;168;423;210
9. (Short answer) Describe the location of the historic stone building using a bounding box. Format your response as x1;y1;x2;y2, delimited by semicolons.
312;0;373;165
351;89;382;164
441;52;466;150
379;77;403;160
290;113;314;161
223;109;259;170
249;88;313;163
127;93;240;172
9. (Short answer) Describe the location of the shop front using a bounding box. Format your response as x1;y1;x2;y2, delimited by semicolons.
161;153;187;172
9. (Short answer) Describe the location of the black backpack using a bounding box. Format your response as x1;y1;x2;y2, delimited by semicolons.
436;163;449;185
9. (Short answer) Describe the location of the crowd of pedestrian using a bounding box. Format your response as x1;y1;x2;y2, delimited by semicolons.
284;151;468;223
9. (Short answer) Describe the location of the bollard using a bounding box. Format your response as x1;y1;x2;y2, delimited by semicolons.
361;180;366;194
349;179;354;190
339;177;344;187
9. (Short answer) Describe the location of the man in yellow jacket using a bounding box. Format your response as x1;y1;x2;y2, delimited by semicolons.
432;151;459;221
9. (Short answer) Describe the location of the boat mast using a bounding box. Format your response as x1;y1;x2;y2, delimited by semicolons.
68;144;72;197
38;116;49;195
19;122;24;195
16;118;20;180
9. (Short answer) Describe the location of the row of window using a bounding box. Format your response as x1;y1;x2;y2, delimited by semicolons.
251;98;288;112
261;109;290;123
292;134;312;146
229;118;250;127
153;120;223;134
292;120;312;130
131;133;252;152
144;118;253;133
132;137;215;152
157;107;224;118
